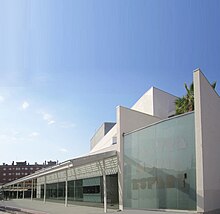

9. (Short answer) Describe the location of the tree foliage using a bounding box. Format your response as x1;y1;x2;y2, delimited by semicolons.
175;81;216;115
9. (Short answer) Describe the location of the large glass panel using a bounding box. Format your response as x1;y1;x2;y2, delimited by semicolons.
46;183;57;199
67;175;118;207
57;182;65;200
75;180;83;201
68;180;75;200
45;182;65;201
83;177;101;203
40;184;44;199
124;113;196;210
107;174;119;204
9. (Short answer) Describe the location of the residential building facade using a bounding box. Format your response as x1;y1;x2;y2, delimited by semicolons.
0;161;56;185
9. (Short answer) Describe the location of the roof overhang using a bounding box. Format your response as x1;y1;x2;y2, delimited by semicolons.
3;150;117;187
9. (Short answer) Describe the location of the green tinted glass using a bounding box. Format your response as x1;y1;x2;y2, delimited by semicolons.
124;113;196;210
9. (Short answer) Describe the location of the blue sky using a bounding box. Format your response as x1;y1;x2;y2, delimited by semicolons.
0;0;220;164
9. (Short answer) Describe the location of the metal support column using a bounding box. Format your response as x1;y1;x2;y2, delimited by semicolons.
31;179;33;200
103;160;107;213
17;184;19;199
23;182;25;199
12;184;15;199
118;136;123;211
44;176;46;203
65;169;68;207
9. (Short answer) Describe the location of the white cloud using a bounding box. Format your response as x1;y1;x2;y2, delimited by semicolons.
40;111;56;125
59;148;68;153
29;132;40;137
48;120;55;125
43;113;52;121
22;101;30;110
0;96;5;103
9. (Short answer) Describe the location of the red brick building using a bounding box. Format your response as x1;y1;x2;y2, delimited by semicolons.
0;161;56;185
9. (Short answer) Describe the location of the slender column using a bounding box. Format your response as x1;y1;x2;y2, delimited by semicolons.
23;182;25;199
72;165;76;201
73;178;75;201
17;186;19;199
44;176;46;203
57;182;59;198
102;160;107;213
31;179;33;200
65;169;68;207
118;133;124;211
12;184;14;199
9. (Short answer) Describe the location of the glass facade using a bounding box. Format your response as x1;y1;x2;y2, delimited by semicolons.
45;182;65;201
39;175;118;206
67;180;83;201
124;113;196;210
82;177;101;203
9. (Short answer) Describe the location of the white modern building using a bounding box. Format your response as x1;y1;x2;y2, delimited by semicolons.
1;69;220;214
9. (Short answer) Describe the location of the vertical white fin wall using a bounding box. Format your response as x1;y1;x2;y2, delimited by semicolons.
194;70;220;213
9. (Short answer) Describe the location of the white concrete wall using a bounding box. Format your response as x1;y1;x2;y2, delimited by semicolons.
117;106;161;210
90;123;115;150
90;123;106;150
131;87;154;116
91;86;177;156
194;70;220;213
153;87;177;119
132;87;177;119
89;124;117;154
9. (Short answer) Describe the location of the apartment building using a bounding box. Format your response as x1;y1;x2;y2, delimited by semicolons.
0;161;56;185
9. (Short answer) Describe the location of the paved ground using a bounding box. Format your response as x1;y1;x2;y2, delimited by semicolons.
0;199;197;214
0;199;117;214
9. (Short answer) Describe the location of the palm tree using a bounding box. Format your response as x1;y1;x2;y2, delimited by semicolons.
175;81;216;115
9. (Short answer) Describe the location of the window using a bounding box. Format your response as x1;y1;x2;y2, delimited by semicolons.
16;167;20;170
83;186;100;194
3;168;6;171
3;173;6;176
16;173;20;175
112;137;117;145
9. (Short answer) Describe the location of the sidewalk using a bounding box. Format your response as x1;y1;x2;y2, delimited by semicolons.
0;199;117;214
0;199;197;214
